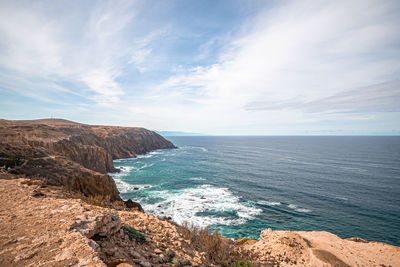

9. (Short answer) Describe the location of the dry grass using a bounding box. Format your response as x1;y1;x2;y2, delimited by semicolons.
179;222;257;265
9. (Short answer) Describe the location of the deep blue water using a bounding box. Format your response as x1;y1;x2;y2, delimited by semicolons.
111;136;400;246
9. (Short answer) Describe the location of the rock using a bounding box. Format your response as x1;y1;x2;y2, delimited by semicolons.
107;258;127;267
116;263;134;267
32;189;45;197
234;238;259;246
346;237;369;243
125;199;144;212
139;260;151;267
154;248;162;254
70;213;121;238
89;240;99;251
0;118;176;201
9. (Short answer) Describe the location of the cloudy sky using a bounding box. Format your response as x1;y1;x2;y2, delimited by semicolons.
0;0;399;135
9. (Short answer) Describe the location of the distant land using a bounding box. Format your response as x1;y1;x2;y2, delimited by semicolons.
155;131;206;136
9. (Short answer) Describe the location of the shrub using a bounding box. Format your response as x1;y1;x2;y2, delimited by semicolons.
123;225;146;243
179;222;254;264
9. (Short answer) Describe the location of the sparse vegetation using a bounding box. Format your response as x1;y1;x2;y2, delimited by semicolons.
179;222;255;265
122;225;146;243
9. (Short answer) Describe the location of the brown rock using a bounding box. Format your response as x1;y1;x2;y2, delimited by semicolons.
234;238;258;246
0;118;175;200
116;263;134;267
125;199;144;212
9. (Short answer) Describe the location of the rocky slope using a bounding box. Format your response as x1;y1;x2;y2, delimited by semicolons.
236;229;400;266
0;171;399;267
0;119;175;201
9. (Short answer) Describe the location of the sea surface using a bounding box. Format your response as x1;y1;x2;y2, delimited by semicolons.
110;136;400;246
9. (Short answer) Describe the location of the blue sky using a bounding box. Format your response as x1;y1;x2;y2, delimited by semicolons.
0;0;399;135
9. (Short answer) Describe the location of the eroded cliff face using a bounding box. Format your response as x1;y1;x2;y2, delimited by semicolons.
0;119;175;200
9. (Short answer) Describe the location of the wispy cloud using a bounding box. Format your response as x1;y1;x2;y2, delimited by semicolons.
0;0;159;105
0;0;399;134
246;81;400;114
150;0;400;133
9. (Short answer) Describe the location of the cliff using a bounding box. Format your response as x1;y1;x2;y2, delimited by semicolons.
0;118;175;201
0;173;399;267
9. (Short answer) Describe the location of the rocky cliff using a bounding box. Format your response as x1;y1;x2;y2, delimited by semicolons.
0;118;176;201
0;174;399;267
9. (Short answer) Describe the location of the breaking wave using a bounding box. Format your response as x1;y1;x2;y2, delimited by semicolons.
142;184;262;228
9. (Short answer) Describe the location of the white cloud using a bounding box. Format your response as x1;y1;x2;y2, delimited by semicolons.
149;0;400;133
0;0;141;105
0;0;399;134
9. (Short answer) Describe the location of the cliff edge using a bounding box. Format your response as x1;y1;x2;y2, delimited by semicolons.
0;118;175;201
0;172;399;267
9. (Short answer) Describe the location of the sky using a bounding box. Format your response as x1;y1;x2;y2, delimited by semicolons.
0;0;399;135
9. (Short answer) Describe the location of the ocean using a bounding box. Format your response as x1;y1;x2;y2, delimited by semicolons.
110;136;400;246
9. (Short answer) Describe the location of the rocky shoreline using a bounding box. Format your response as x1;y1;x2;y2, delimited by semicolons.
0;119;399;266
0;118;175;201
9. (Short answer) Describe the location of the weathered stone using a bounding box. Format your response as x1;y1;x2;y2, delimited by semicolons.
0;118;176;201
125;199;144;212
139;260;151;267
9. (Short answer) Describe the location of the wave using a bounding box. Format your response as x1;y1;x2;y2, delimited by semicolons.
111;166;135;177
181;146;208;152
257;201;281;206
115;163;154;173
190;177;206;181
113;158;136;163
134;163;154;171
112;177;152;194
288;204;311;213
142;184;262;228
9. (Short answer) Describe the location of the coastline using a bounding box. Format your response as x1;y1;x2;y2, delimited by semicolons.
1;119;399;266
1;171;399;267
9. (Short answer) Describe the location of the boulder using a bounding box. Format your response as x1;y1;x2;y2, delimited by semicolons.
125;199;144;212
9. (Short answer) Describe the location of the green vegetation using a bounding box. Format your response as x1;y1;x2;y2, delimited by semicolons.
123;225;146;243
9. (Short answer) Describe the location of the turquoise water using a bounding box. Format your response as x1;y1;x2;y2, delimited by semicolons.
110;136;400;246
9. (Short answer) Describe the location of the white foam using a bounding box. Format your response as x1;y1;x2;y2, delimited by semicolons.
113;163;154;174
109;166;153;193
193;146;207;152
257;201;281;206
182;146;208;152
112;177;152;193
288;204;311;213
296;208;311;213
134;163;154;171
135;150;165;159
190;177;206;181
142;184;262;228
111;166;135;177
149;151;164;155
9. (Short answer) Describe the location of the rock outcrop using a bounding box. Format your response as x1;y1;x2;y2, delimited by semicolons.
1;172;399;267
0;118;175;200
237;228;400;266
